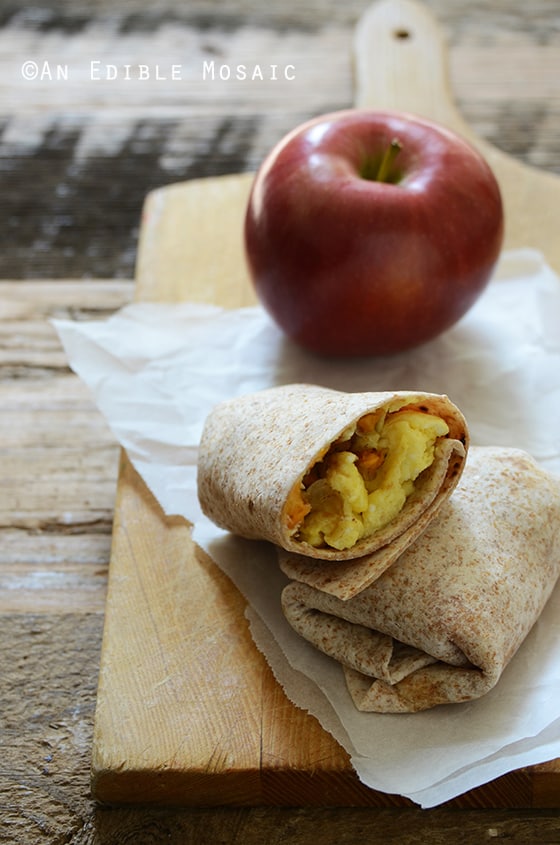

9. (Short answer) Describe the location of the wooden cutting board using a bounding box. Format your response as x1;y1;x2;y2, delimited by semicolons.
91;0;560;808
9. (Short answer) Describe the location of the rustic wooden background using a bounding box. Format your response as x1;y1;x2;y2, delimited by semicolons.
2;0;560;280
2;0;560;842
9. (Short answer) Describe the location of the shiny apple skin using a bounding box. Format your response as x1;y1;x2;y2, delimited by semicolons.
244;109;504;357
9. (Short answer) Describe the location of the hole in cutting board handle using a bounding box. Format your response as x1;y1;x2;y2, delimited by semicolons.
393;28;411;39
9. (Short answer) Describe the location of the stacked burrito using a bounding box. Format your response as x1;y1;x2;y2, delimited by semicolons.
197;384;560;713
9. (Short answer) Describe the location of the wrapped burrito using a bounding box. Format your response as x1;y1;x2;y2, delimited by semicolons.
198;384;468;573
282;447;560;712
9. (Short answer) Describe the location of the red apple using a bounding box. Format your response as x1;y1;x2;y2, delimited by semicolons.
244;109;504;357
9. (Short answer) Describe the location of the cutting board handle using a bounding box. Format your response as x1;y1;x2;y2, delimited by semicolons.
353;0;560;274
353;0;468;135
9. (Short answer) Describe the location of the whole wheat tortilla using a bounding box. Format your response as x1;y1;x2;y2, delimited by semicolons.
281;447;560;712
197;384;467;562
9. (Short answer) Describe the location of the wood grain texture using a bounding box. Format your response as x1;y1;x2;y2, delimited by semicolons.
0;613;104;842
92;456;376;808
91;0;560;811
0;280;132;615
1;0;559;278
3;0;560;840
136;175;255;304
73;807;560;845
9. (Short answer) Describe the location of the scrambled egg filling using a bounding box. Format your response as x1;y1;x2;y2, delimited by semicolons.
293;408;449;551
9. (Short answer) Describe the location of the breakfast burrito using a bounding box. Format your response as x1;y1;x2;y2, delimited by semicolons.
281;447;560;712
197;384;468;570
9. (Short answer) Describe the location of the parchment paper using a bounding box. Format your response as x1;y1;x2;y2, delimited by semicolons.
54;249;560;807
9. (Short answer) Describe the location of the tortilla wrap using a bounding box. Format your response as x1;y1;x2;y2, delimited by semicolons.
281;447;560;712
197;384;467;562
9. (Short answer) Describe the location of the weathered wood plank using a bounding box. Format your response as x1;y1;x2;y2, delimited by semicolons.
0;613;103;842
72;806;560;844
0;280;133;313
1;0;559;278
0;280;131;615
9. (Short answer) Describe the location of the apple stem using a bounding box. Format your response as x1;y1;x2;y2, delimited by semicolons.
376;138;402;183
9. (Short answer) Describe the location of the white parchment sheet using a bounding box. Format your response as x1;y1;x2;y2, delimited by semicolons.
54;249;560;807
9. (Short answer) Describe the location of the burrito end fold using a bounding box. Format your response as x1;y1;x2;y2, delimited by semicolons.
281;447;560;712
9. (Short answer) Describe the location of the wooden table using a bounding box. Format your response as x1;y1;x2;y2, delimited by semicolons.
2;1;560;841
